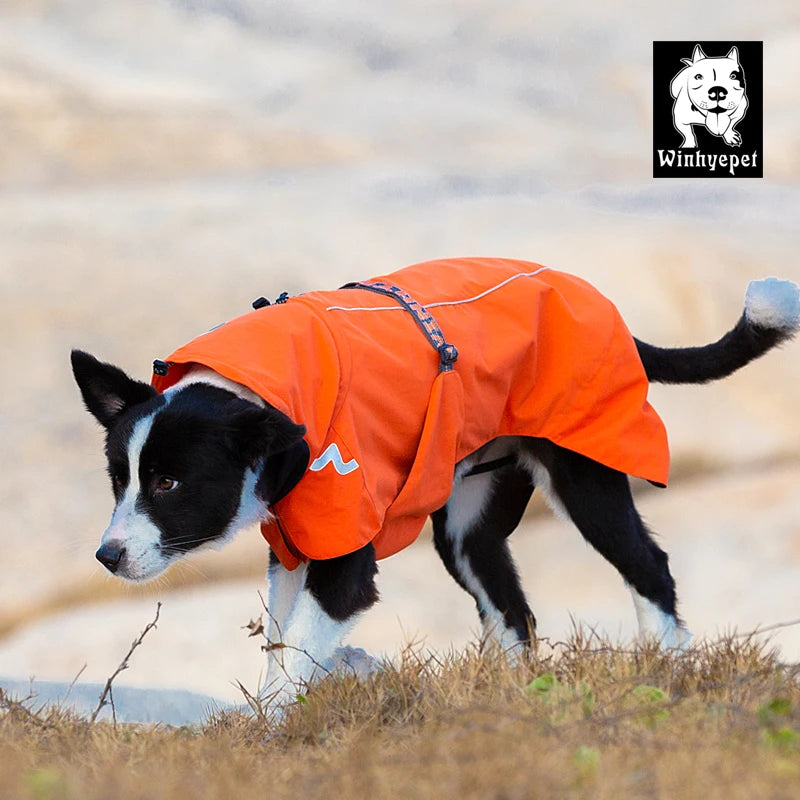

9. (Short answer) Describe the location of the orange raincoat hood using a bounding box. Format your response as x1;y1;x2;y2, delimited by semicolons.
152;258;669;569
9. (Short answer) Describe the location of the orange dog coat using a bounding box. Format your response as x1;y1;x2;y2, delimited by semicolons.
151;258;669;569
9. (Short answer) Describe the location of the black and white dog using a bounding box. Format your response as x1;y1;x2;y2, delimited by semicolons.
72;269;799;700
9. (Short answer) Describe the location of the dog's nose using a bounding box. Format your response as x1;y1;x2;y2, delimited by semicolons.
708;85;728;102
96;541;126;573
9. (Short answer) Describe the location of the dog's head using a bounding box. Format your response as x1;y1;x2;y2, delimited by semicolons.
71;350;308;582
671;45;746;122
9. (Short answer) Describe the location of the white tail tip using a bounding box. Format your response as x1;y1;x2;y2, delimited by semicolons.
744;277;800;330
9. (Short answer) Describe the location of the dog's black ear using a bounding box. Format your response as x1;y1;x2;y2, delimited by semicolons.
231;405;309;505
257;436;310;505
71;349;157;429
230;404;306;461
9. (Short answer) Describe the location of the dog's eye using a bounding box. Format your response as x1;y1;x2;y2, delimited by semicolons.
155;476;180;493
694;73;703;80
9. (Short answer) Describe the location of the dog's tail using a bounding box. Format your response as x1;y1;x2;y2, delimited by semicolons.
635;277;800;384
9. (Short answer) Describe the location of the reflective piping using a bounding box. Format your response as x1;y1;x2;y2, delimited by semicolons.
325;267;551;313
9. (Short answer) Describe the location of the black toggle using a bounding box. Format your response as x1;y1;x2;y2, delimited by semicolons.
275;292;290;304
438;343;459;371
152;360;170;376
252;296;270;309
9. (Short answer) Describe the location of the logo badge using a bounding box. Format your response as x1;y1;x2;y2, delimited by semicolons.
309;443;360;475
653;41;763;178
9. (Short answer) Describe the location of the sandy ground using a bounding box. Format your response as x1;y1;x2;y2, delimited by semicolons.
0;0;799;719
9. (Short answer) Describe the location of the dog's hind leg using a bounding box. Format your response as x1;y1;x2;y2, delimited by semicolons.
520;439;690;649
263;544;379;701
433;448;536;652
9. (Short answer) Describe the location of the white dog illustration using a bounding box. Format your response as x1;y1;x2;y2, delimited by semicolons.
670;45;748;148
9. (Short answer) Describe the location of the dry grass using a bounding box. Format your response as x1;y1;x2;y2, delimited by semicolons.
2;631;799;799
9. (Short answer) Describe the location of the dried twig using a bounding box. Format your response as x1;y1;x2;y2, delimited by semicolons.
90;602;161;724
732;617;800;638
256;590;283;642
0;687;44;726
234;680;270;726
60;663;87;710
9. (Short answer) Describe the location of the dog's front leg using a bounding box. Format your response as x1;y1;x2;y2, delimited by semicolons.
265;550;307;644
723;99;748;147
675;119;697;148
263;544;379;704
263;583;356;702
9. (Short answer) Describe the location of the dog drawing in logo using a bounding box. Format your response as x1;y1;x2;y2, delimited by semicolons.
670;45;747;148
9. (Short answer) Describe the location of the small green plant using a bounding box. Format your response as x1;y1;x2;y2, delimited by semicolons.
526;673;596;723
758;697;791;723
579;681;595;717
526;672;569;722
526;672;557;696
761;726;799;750
759;697;798;751
631;684;669;727
572;745;601;773
23;767;65;800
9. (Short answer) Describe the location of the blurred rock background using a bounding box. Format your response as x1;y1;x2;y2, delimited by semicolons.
0;0;798;706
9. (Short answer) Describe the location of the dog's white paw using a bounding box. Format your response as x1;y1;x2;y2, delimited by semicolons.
634;624;692;652
663;625;693;651
630;589;692;651
724;129;742;147
633;620;692;652
322;646;382;679
745;277;800;331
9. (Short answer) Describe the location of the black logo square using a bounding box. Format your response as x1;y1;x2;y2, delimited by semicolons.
653;41;763;178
